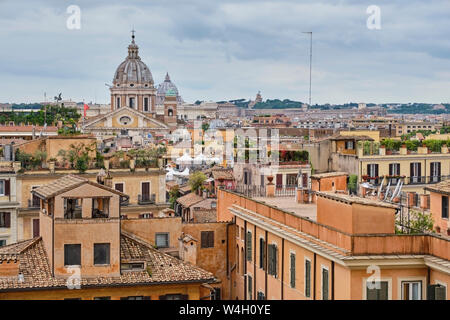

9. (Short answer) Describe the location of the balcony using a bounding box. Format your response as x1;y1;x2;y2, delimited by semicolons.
28;198;40;208
138;194;156;205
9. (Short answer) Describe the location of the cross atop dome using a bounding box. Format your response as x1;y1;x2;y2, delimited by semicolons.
165;72;171;82
131;28;136;43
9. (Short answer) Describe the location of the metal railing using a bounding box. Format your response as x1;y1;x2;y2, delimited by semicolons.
275;185;297;196
138;194;156;204
28;199;40;208
231;185;266;197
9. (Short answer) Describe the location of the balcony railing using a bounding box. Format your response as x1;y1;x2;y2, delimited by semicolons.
28;199;40;208
275;185;297;196
364;175;449;186
120;197;129;206
138;194;156;205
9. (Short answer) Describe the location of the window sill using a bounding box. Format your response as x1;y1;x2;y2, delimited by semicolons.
64;265;81;268
94;264;111;267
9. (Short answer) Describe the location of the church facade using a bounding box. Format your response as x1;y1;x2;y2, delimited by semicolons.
82;33;182;139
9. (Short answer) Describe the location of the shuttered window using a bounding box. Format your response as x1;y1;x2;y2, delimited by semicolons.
155;233;169;248
305;259;311;298
268;244;277;277
322;268;329;300
442;196;449;219
259;238;266;270
0;212;10;228
201;231;214;248
366;281;389;300
246;231;252;261
290;253;296;288
248;275;253;300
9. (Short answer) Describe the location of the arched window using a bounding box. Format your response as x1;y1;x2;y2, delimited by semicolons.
168;109;173;117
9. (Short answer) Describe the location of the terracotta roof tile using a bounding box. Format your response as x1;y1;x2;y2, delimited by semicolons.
0;235;215;292
176;193;204;208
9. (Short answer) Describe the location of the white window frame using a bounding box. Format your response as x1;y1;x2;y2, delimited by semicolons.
397;276;426;300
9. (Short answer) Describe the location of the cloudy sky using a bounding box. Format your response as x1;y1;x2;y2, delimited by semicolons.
0;0;449;105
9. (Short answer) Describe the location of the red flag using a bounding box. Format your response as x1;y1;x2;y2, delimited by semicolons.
83;103;89;117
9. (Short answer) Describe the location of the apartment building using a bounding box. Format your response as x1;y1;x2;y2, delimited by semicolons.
15;165;167;241
0;175;216;300
0;165;19;246
424;180;450;236
217;186;449;300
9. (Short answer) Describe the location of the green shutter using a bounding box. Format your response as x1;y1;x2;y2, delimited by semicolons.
246;232;252;261
305;260;311;297
290;253;296;288
322;269;329;300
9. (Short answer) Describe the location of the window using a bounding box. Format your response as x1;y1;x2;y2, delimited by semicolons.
290;253;296;288
248;275;253;300
64;244;81;266
94;243;110;265
114;183;124;193
155;233;169;248
0;240;6;247
0;180;4;195
144;97;149;112
201;231;214;248
129;97;135;108
430;162;441;182
246;231;252;261
427;284;446;300
0;212;10;228
64;198;81;219
119;116;131;125
267;244;278;277
402;281;422;300
92;198;109;218
410;162;422;183
322;268;329;300
121;296;150;300
305;259;311;298
366;281;389;300
389;163;400;176
259;238;266;270
367;163;379;178
159;294;187;300
345;140;354;150
257;291;265;300
442;196;449;219
116;97;120;108
122;263;145;271
94;296;111;300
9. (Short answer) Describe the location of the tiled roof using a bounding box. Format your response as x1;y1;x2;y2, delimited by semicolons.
0;234;215;292
211;169;234;181
329;134;374;141
177;193;204;208
33;174;87;198
32;174;128;199
424;179;450;196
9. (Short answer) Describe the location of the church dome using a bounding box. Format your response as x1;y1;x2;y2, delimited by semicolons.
156;73;183;105
113;34;154;87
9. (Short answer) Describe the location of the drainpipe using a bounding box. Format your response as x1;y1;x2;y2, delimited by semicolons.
265;230;268;299
281;238;284;300
331;261;335;300
244;220;247;300
313;253;316;300
254;225;256;300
